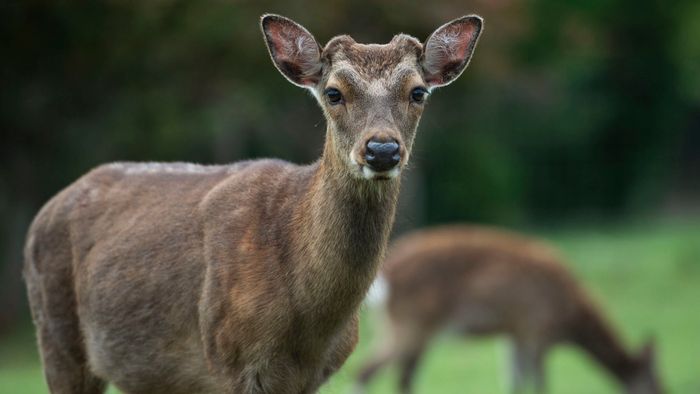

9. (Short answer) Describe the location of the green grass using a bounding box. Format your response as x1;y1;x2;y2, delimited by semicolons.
2;218;699;393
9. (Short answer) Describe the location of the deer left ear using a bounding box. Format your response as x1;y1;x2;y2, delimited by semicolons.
261;14;323;88
421;15;483;88
640;337;657;362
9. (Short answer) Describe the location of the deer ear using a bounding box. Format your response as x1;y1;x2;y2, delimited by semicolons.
422;15;483;88
261;14;323;88
639;337;657;362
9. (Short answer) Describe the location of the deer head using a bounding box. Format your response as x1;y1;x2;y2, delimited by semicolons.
261;14;482;181
625;340;665;394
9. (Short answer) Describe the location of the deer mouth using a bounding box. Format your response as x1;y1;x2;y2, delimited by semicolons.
350;152;401;181
361;165;400;181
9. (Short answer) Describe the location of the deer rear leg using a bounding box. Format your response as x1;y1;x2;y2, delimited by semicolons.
25;249;106;394
36;324;107;394
396;325;431;394
398;345;426;394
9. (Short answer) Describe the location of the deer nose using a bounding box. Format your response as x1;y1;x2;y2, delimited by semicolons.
365;139;401;172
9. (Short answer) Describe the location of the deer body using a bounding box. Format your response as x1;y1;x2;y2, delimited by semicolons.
24;15;483;394
357;226;662;394
27;159;388;394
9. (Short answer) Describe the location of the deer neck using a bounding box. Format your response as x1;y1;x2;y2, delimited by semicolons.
290;130;400;327
570;301;640;384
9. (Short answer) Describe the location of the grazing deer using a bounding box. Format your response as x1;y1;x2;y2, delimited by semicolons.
22;14;483;394
356;225;663;394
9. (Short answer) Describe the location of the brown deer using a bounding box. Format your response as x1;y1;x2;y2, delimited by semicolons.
22;14;483;394
356;225;663;394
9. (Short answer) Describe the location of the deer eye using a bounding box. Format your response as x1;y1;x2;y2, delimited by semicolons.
410;87;428;103
324;88;343;105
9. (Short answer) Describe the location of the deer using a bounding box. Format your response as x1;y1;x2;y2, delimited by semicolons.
356;225;664;394
22;14;483;394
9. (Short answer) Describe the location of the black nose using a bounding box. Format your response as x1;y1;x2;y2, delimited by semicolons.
365;139;401;172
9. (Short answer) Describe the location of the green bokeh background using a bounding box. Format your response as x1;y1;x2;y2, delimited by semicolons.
1;1;698;393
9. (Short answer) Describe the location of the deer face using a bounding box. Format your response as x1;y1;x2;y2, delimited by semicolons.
261;14;482;181
625;341;665;394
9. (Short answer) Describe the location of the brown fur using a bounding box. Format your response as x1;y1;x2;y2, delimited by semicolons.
356;225;664;394
23;14;483;394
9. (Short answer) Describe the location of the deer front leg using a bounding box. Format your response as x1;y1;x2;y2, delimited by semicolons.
323;314;360;380
509;338;548;394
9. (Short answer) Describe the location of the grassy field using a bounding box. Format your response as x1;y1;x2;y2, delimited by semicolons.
1;218;699;393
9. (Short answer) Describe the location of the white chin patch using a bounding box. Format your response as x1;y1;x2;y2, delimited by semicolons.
362;166;400;180
350;153;358;166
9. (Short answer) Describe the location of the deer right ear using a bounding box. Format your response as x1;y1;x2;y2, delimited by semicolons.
421;15;483;89
261;14;323;88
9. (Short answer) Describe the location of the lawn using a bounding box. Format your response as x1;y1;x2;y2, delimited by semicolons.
2;218;699;394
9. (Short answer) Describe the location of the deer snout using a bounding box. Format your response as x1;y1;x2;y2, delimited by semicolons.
364;138;400;172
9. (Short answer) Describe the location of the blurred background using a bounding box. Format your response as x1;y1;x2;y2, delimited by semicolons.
1;0;698;393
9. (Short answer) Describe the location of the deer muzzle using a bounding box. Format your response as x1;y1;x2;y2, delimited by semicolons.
365;139;400;172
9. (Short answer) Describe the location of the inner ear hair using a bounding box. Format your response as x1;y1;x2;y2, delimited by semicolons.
422;15;483;88
261;14;323;87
